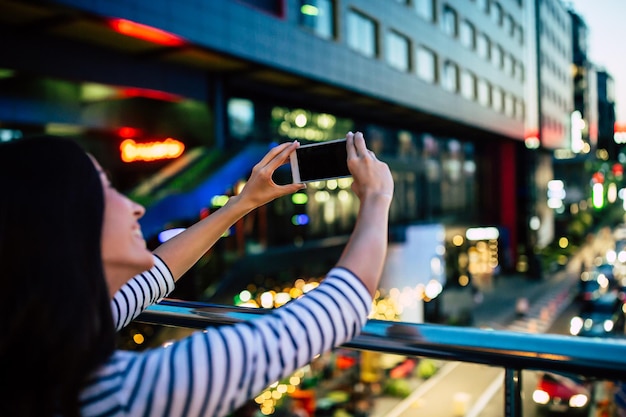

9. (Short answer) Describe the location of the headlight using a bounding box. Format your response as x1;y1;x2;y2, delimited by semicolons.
570;316;583;335
532;390;550;405
604;320;614;332
569;394;588;408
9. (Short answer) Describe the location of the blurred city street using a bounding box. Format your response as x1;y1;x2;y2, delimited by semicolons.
369;224;618;417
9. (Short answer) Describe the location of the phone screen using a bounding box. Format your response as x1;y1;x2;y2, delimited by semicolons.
294;139;351;182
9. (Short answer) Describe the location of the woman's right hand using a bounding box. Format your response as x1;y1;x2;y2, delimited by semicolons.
346;131;394;204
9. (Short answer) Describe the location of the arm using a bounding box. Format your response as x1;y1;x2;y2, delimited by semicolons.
336;131;394;296
153;141;305;281
110;142;305;327
111;254;174;330
86;269;372;417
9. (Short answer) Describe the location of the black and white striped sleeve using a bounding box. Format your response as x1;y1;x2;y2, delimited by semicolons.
110;254;175;330
81;267;372;417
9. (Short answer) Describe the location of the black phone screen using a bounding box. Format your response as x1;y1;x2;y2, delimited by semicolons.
296;140;351;182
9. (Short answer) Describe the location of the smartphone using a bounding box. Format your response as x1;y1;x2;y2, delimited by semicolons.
290;138;351;183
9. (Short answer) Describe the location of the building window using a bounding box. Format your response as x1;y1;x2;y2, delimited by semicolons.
516;25;524;45
347;10;377;57
492;87;503;112
515;98;525;120
417;46;437;83
517;62;525;82
491;1;503;25
299;0;334;39
415;0;435;22
491;43;503;68
386;30;411;71
504;93;515;116
503;54;513;77
477;33;490;60
478;79;491;106
442;60;459;92
477;0;489;13
504;14;514;36
460;20;476;50
441;5;458;38
461;70;476;100
228;98;255;140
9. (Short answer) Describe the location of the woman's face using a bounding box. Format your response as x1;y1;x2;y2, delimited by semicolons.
91;156;154;296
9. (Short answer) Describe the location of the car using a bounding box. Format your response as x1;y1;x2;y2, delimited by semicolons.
570;292;625;337
577;267;615;304
532;372;591;415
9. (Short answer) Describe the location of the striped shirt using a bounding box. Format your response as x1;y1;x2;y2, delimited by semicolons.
111;255;175;330
88;258;372;417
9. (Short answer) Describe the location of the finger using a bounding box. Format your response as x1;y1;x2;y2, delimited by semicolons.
346;131;357;159
353;131;369;157
281;182;307;193
265;140;298;171
258;141;296;168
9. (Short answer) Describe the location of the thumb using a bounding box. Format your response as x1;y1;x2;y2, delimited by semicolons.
283;183;307;193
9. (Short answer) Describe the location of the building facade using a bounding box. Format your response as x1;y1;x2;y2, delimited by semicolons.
0;0;572;303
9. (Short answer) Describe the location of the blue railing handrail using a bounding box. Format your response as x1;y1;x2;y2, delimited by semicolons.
139;299;626;381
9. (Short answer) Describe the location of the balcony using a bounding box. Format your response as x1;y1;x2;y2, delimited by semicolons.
136;299;626;417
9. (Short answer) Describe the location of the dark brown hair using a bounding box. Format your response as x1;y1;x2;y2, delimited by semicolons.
0;136;116;416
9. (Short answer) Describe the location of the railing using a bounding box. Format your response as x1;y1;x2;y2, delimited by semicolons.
138;299;626;417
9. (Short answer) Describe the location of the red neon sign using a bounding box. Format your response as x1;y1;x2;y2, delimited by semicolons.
120;138;185;162
108;18;185;47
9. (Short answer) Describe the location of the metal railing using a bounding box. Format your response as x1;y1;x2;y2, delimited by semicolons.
138;299;626;417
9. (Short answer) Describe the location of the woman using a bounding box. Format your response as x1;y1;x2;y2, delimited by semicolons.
0;131;393;417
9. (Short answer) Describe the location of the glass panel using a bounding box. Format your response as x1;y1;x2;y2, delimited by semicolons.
442;60;458;92
504;93;514;116
442;6;458;38
417;46;437;83
386;30;410;72
300;0;334;39
460;20;476;50
504;54;514;77
491;43;503;68
461;70;476;100
491;1;503;25
347;10;377;57
415;0;435;22
478;79;491;107
492;86;503;112
228;98;255;140
477;33;490;60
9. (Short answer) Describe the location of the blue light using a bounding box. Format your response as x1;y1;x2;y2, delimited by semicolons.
291;214;309;226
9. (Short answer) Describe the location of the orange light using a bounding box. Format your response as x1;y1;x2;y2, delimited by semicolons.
120;138;185;162
108;18;185;47
592;172;605;184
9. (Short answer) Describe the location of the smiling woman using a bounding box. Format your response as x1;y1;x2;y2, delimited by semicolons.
0;131;394;417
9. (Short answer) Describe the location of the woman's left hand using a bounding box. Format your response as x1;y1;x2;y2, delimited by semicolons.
237;141;305;209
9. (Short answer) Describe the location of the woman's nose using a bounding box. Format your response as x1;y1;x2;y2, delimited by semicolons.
133;200;146;218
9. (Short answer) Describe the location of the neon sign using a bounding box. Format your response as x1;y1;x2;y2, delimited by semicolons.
120;138;185;162
108;18;185;47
